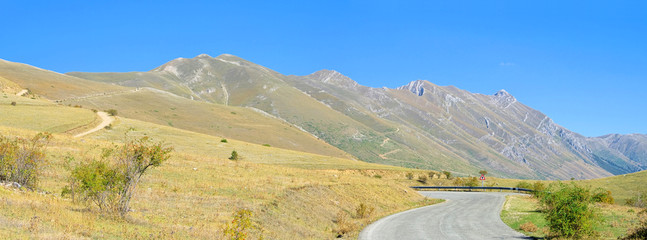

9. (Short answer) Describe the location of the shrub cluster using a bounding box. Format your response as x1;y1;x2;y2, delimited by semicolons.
0;132;51;188
64;137;172;216
540;182;599;239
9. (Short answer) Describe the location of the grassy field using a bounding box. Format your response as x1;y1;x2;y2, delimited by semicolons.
501;195;642;239
0;117;437;239
0;93;98;134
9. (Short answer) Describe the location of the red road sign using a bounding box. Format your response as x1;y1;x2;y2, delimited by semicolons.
479;174;485;180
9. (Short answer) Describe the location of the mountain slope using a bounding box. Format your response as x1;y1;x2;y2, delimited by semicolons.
63;54;647;179
0;58;351;159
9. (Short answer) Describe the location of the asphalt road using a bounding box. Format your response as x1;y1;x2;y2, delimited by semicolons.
358;191;531;240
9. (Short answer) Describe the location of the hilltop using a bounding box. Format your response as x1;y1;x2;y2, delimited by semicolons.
63;54;646;180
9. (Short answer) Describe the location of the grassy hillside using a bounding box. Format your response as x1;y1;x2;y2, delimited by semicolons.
0;99;438;238
1;93;98;134
59;88;353;160
0;59;128;100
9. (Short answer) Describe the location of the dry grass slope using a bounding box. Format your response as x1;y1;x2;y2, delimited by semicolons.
0;100;436;239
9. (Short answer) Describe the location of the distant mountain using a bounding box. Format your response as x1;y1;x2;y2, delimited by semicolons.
44;54;647;179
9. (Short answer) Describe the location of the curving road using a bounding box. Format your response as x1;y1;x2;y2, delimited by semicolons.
359;191;531;240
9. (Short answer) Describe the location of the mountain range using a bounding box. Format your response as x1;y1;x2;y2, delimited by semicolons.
2;54;645;179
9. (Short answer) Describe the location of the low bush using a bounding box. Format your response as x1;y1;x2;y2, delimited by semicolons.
221;139;228;143
626;192;647;208
592;188;614;204
405;172;414;180
355;203;375;218
540;182;599;239
222;209;255;240
0;132;51;188
443;171;452;179
229;150;239;161
106;109;118;116
333;211;356;238
65;136;172;216
464;177;479;187
417;175;428;184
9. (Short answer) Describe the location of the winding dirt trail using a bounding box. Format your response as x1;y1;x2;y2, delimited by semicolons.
16;89;28;96
74;111;114;138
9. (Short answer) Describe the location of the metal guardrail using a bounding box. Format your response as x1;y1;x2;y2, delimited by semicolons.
411;186;535;193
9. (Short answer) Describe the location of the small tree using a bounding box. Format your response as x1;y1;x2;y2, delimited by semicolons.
67;136;172;216
540;182;599;239
106;109;118;116
229;150;239;161
479;170;488;176
0;132;51;188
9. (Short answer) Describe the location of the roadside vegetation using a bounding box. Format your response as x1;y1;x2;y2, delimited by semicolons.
501;182;645;239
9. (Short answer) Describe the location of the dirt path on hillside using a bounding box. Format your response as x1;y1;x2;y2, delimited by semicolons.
379;149;402;159
16;89;28;96
74;111;114;138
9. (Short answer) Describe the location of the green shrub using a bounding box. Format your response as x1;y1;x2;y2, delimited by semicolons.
479;170;488;176
443;171;452;179
417;175;428;184
66;136;172;216
106;109;118;116
262;144;271;147
540;182;599;239
221;139;228;143
592;188;614;204
229;150;239;161
0;132;51;188
405;172;414;180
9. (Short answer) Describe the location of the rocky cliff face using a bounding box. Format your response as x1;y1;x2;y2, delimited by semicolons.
68;54;647;179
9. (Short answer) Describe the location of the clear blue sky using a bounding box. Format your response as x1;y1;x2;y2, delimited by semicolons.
2;1;646;137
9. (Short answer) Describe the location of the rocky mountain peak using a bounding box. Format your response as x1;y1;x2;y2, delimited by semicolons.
308;70;358;88
492;89;517;108
195;53;213;58
397;80;427;96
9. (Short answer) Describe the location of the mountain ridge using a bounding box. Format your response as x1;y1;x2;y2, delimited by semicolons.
12;54;646;179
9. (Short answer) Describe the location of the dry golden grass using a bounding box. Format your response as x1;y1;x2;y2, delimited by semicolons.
0;94;97;134
0;119;436;239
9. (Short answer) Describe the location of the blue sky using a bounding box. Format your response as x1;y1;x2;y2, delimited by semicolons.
2;1;646;137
